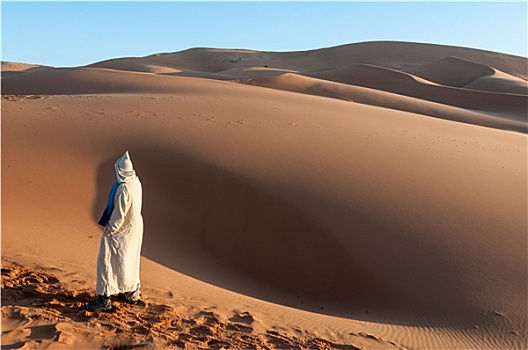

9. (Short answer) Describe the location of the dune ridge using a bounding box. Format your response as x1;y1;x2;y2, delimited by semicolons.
3;40;526;133
2;41;527;349
84;41;527;79
238;73;527;132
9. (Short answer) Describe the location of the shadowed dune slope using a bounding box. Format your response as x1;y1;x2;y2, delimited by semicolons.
403;56;495;87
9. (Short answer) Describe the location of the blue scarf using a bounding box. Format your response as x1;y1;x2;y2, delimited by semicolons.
98;181;120;227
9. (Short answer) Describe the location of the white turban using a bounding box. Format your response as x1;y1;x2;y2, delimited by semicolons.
115;151;136;183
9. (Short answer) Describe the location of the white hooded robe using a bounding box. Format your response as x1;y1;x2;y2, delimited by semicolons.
96;151;143;297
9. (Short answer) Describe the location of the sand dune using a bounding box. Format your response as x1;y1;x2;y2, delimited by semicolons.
85;41;528;79
1;61;50;73
1;67;199;94
87;48;302;74
1;61;51;79
465;69;528;95
305;64;527;114
4;40;526;130
403;56;495;87
2;41;527;349
239;73;527;132
3;261;370;349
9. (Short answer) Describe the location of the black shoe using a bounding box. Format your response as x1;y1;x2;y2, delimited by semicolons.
85;295;112;312
117;293;139;305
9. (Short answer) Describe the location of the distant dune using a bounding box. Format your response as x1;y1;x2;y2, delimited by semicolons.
2;41;527;349
3;41;526;132
1;61;51;78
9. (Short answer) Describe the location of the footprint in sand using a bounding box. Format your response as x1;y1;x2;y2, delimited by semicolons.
229;311;254;325
227;311;254;333
1;306;31;332
264;330;296;348
194;310;222;327
147;303;171;314
206;339;231;349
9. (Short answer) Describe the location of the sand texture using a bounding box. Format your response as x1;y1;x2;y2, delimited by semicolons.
2;41;527;349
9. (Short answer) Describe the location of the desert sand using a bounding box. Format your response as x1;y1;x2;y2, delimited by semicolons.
1;41;527;349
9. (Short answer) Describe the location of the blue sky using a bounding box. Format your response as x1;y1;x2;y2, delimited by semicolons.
2;1;527;67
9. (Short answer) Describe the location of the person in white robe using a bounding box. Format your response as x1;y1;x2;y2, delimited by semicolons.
86;151;143;312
